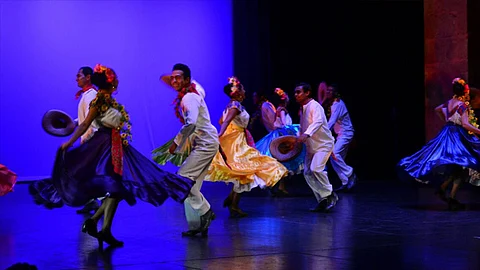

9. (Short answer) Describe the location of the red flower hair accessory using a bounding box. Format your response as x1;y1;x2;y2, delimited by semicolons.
94;64;116;84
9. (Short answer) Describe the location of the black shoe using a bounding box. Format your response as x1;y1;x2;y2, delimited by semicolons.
97;230;124;249
310;192;338;213
181;229;208;237
324;192;338;212
199;209;216;232
81;218;98;238
346;173;357;190
228;207;248;218
434;188;448;202
76;200;100;214
309;199;329;212
271;189;289;197
447;198;466;211
335;174;356;193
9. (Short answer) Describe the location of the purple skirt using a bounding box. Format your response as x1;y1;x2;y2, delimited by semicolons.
29;128;194;208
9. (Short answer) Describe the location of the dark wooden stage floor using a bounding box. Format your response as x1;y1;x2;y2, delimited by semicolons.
2;179;480;269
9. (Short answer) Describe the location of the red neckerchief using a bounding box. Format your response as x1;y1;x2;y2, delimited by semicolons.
173;83;199;124
75;84;96;99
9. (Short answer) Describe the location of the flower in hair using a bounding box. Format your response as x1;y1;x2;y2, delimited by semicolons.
94;64;107;73
228;76;240;86
275;88;288;101
94;64;116;83
228;76;241;94
452;77;466;86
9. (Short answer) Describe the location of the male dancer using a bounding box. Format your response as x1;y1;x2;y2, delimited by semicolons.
295;83;338;212
75;66;101;214
324;84;357;192
167;63;217;236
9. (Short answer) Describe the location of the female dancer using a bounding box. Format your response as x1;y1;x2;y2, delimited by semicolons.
29;64;195;247
255;88;306;194
0;164;17;196
204;77;288;217
398;77;480;210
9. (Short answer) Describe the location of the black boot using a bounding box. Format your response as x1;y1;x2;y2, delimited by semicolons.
199;209;216;232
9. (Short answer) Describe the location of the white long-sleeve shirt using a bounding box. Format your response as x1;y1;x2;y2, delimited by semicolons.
327;99;354;137
77;88;98;144
261;101;276;132
192;79;205;98
174;92;219;151
300;99;334;153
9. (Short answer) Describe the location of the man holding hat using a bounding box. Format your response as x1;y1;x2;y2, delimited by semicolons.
294;82;339;212
74;66;101;214
161;63;217;237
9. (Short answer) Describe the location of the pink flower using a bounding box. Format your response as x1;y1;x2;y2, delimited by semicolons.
228;76;240;86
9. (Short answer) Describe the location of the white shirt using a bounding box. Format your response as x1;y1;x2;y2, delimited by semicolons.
223;101;250;129
327;99;354;137
77;88;98;144
273;109;293;129
192;79;205;98
174;92;219;151
261;101;276;132
300;99;334;153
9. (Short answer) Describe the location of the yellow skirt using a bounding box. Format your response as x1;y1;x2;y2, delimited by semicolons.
205;124;288;189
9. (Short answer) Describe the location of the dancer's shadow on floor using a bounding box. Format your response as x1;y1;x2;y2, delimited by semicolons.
84;245;121;270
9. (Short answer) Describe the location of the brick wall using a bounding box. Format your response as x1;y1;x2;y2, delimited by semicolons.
424;0;468;140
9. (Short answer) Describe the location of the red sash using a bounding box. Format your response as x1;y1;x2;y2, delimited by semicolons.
111;129;124;175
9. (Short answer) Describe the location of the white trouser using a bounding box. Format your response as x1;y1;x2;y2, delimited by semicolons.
304;149;333;201
178;145;217;229
330;134;354;185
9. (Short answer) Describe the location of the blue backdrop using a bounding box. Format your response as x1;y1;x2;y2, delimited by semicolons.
0;0;233;180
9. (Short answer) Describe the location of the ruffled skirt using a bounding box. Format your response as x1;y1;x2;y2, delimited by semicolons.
397;122;480;185
29;128;195;208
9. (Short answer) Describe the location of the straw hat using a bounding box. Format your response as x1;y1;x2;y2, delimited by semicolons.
160;74;205;98
269;135;303;162
41;109;76;137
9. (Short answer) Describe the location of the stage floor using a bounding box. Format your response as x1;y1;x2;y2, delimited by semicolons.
2;180;480;269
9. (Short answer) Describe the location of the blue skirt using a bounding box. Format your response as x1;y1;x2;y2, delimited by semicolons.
29;128;194;208
397;122;480;183
255;124;306;174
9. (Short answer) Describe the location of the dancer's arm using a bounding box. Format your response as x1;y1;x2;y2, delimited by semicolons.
460;105;480;135
435;103;447;122
218;108;240;137
261;102;276;131
327;101;344;130
303;104;324;137
61;106;99;150
279;110;287;127
171;94;200;154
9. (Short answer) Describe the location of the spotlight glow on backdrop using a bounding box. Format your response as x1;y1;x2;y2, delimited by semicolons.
0;0;233;179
